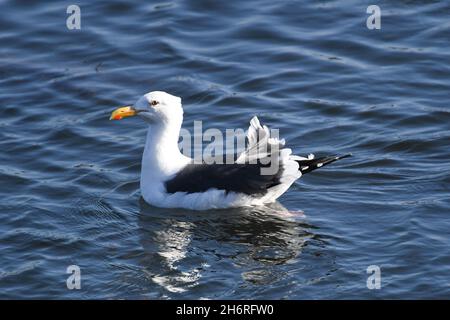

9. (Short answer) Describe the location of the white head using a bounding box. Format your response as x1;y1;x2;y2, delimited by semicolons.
110;91;183;126
135;91;183;125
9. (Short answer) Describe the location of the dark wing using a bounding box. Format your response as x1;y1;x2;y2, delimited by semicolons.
165;163;284;196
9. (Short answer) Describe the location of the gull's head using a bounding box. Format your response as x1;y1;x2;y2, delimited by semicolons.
110;91;183;125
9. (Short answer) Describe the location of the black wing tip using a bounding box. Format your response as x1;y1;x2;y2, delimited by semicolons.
297;152;352;174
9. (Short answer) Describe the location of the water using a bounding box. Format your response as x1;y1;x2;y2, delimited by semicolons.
0;0;449;299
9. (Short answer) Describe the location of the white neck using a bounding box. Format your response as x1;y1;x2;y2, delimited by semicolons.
141;119;190;181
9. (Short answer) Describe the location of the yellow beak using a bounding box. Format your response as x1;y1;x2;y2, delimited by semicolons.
109;106;136;120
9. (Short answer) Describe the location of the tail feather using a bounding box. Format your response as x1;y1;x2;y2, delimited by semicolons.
296;153;352;174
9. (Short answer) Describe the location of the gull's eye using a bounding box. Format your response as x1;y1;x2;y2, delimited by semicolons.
151;100;159;106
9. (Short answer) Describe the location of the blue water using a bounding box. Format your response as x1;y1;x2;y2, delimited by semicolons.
1;0;449;299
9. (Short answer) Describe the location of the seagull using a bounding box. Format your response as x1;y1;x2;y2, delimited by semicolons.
110;91;351;210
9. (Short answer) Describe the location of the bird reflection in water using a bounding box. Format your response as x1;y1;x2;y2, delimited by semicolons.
137;199;317;295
